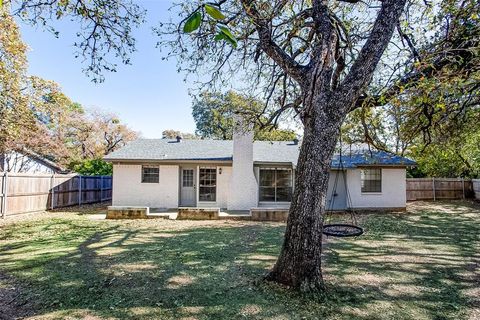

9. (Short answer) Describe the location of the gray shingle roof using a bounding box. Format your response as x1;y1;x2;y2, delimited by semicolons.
104;139;415;167
104;139;234;162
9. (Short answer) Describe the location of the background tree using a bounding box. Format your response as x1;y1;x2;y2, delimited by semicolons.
341;1;480;177
70;110;138;160
0;8;36;156
65;110;138;173
162;130;198;139
345;106;480;178
193;91;297;141
1;7;138;174
72;158;113;176
8;0;145;82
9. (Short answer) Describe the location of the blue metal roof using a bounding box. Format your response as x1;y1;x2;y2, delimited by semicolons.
105;139;416;167
331;151;416;168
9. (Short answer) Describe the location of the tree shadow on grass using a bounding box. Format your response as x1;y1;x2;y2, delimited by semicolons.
1;222;295;319
325;201;480;319
0;201;479;319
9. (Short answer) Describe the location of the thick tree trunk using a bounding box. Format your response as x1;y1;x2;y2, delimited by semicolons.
239;0;407;293
266;98;346;292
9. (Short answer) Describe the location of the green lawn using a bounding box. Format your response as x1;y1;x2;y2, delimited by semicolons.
0;201;479;320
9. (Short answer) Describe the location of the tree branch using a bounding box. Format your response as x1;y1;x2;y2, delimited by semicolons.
240;0;308;85
337;0;407;108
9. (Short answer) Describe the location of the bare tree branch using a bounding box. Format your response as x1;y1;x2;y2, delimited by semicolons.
338;0;407;108
240;0;309;85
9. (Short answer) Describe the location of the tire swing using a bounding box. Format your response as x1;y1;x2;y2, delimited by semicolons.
322;137;364;238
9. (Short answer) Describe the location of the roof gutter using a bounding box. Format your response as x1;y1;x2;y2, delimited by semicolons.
104;158;233;165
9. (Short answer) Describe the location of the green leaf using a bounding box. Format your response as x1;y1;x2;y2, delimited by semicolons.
214;33;226;41
0;0;3;10
204;4;225;20
218;26;237;48
183;11;202;33
219;26;234;39
222;35;237;48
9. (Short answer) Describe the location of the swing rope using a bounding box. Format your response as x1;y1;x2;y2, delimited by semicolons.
323;129;363;237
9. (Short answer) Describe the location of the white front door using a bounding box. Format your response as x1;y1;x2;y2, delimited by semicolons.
180;168;196;206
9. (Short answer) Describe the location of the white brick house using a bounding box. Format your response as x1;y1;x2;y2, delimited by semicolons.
104;132;415;212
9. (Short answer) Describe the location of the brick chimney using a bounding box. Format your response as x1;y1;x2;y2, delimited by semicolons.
227;115;258;210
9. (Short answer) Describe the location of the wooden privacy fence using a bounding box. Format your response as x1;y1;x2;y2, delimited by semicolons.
0;173;112;217
406;178;473;201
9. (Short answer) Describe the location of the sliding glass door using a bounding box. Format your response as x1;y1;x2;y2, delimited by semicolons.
259;168;293;202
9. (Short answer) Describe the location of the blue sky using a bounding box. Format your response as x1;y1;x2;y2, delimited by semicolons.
18;1;196;138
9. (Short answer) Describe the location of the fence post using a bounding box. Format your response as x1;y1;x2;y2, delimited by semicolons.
78;175;82;206
2;172;8;218
462;178;465;199
0;172;3;219
110;176;112;201
100;176;103;202
432;177;436;201
50;173;55;210
1;172;5;219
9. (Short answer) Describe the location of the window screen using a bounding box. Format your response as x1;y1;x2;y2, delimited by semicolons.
199;167;216;201
142;165;159;183
259;168;293;202
361;168;382;192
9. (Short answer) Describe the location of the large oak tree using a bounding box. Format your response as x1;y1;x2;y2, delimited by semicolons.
159;0;414;291
157;0;479;291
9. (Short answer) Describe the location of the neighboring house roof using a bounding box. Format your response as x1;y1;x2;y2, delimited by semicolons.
1;149;67;173
104;139;416;168
21;149;67;173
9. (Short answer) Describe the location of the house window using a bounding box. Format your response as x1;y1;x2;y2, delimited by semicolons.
142;165;159;183
361;168;382;193
259;168;293;202
199;167;216;201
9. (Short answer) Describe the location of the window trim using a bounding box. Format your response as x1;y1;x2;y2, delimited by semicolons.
360;168;382;193
259;167;293;202
141;165;159;183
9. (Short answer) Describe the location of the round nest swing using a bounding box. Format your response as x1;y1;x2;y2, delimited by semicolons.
323;223;364;237
322;135;364;238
